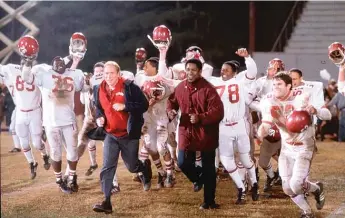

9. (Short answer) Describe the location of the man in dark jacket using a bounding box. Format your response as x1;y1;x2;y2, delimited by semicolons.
167;59;224;209
91;61;152;214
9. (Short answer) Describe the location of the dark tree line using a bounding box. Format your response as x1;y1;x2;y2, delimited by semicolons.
1;1;294;74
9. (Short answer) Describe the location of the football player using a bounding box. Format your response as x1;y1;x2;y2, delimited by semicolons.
135;56;175;189
1;35;50;179
252;58;285;192
258;72;330;218
208;51;260;204
21;55;89;194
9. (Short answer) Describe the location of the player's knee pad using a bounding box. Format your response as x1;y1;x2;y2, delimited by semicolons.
88;140;96;149
144;142;158;156
290;177;304;195
66;146;78;162
31;134;44;151
50;147;62;162
239;153;254;169
220;155;237;173
282;179;294;196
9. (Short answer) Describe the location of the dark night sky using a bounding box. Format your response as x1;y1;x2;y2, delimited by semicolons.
0;1;296;73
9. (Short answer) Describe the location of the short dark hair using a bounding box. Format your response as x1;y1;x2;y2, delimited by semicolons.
145;57;159;70
289;68;303;77
223;60;240;73
273;72;293;89
185;59;203;71
93;62;104;70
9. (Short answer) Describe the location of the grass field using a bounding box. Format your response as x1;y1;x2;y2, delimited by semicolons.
1;132;345;218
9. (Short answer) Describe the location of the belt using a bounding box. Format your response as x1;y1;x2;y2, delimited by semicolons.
225;122;238;127
286;141;303;146
20;107;40;112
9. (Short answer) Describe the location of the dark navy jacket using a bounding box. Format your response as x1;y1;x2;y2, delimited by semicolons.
88;79;148;140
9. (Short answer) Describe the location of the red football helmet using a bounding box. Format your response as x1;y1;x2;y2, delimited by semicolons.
328;42;345;66
135;48;147;62
152;25;171;43
286;110;312;133
142;80;166;100
268;58;285;71
69;32;87;59
265;124;281;143
17;35;39;60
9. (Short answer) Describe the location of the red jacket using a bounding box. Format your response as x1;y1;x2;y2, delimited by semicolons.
167;78;224;151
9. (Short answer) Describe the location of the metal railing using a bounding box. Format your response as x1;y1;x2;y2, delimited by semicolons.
0;0;40;64
271;1;307;52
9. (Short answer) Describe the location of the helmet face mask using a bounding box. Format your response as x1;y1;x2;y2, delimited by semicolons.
69;32;87;59
328;42;345;66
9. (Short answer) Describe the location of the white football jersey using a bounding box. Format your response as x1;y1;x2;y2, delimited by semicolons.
233;56;258;89
338;80;345;96
135;73;173;117
209;77;249;123
260;90;316;148
30;64;85;127
170;62;213;80
301;80;324;110
121;70;135;81
293;81;325;124
90;72;103;87
1;64;41;110
253;76;273;100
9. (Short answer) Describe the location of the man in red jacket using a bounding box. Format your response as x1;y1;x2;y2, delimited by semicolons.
167;59;224;209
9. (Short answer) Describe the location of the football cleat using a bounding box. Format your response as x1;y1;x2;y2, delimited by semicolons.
68;175;79;193
56;179;72;194
312;182;325;210
157;172;165;189
43;155;51;170
236;188;246;204
164;174;175;188
30;162;38;180
251;183;259;201
263;175;275;192
85;164;98;176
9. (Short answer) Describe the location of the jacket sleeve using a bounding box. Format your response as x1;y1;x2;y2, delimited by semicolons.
93;85;105;120
124;82;148;114
167;91;179;113
198;86;224;125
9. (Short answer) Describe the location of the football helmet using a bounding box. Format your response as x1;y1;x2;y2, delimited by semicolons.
268;58;285;72
17;35;39;61
286;110;312;133
142;80;166;100
181;46;205;64
328;42;345;66
147;25;172;49
265;124;281;143
135;48;147;63
52;56;66;74
69;32;87;60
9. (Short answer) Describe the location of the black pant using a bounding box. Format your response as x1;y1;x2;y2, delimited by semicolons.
100;134;146;199
178;149;216;205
